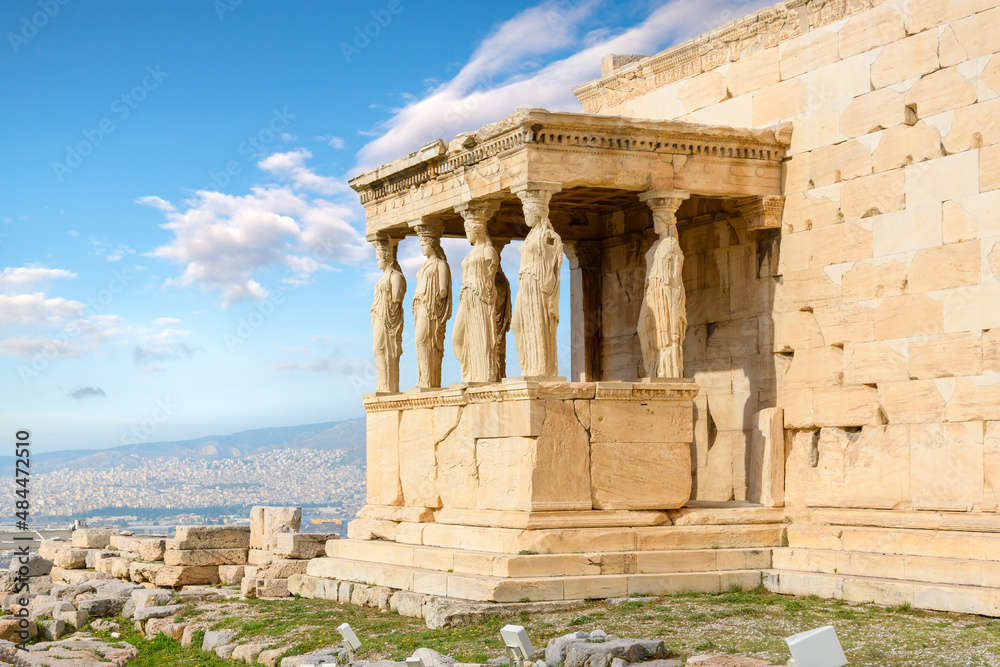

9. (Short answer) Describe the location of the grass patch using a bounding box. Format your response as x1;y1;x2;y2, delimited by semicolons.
93;585;1000;666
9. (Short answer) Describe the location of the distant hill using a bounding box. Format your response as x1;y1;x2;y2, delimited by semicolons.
0;418;366;475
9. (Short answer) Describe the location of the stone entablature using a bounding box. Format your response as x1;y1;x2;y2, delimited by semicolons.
349;107;790;235
571;0;887;113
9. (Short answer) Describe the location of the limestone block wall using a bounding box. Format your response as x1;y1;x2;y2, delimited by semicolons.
586;0;1000;512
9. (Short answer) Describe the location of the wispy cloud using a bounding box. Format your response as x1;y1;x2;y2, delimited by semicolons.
69;386;107;400
132;342;200;366
355;0;771;170
135;195;176;212
0;265;76;292
316;135;345;149
271;357;369;375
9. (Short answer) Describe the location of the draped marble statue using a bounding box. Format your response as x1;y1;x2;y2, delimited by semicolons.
371;236;406;393
637;191;689;378
453;210;500;383
492;239;512;382
412;223;452;389
512;185;563;378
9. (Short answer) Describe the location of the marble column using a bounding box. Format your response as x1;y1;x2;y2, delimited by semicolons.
370;233;406;393
411;219;452;389
564;240;602;382
637;189;690;379
512;181;563;378
453;200;501;383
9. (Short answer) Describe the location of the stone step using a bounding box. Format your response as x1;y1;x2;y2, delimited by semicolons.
763;569;1000;617
327;539;771;577
773;547;1000;588
786;523;1000;561
393;521;784;554
307;556;764;602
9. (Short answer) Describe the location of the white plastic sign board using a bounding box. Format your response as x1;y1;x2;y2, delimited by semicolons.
785;625;848;667
500;624;534;660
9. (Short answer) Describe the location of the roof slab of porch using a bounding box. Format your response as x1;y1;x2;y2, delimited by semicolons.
348;106;792;240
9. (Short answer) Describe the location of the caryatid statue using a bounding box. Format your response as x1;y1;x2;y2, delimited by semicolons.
370;234;406;393
492;238;512;382
512;183;563;378
412;221;452;389
452;202;501;383
637;190;690;379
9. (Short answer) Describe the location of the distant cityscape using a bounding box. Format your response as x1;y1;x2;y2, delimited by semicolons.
0;447;365;534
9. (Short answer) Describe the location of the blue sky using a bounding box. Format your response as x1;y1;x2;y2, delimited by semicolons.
1;0;766;452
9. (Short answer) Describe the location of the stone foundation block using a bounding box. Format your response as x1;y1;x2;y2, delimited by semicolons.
153;565;220;588
71;529;116;549
52;549;88;570
164;549;248;567
219;565;248;585
169;526;250;550
256;578;290;598
272;533;337;559
255;559;309;579
247;549;271;566
389;591;426;618
137;539;167;562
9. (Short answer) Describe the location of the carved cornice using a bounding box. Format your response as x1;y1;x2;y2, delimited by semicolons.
362;380;697;411
349;108;791;207
736;195;786;231
572;0;886;113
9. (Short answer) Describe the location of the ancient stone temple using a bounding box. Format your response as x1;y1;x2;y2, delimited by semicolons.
304;0;1000;617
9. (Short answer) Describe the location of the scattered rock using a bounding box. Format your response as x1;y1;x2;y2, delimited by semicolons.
133;603;185;622
77;597;126;618
36;618;64;641
232;641;270;662
280;650;343;666
258;644;294;666
546;631;590;666
0;616;36;643
412;647;458;667
216;643;238;659
425;598;585;630
202;628;238;652
564;639;670;667
181;622;210;647
8;556;53;578
0;634;138;665
90;619;120;632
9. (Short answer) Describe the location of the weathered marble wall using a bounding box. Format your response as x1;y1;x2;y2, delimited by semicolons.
595;203;777;503
586;0;1000;512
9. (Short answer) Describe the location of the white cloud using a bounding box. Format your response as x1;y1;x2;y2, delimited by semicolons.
257;149;349;196
143;151;367;307
0;266;76;292
135;195;176;212
151;317;182;326
355;0;771;170
316;135;345;149
0;293;85;324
